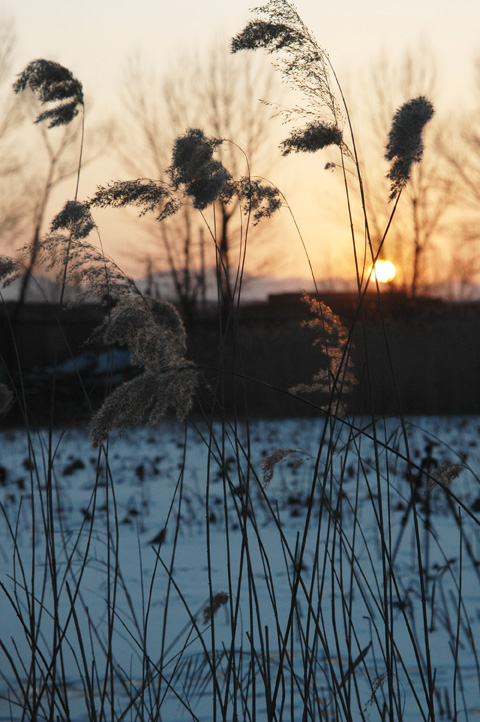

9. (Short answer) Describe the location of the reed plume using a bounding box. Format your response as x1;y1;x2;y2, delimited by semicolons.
89;298;197;446
90;128;282;224
13;58;84;127
290;294;356;406
385;95;435;200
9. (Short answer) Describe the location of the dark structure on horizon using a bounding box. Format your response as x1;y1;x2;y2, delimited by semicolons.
1;291;480;425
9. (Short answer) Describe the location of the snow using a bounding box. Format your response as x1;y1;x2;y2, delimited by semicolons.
1;416;480;721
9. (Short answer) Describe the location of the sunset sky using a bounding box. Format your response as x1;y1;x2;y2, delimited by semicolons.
11;0;479;101
3;0;480;287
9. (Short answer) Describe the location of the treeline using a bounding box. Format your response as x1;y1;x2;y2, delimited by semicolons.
1;293;479;427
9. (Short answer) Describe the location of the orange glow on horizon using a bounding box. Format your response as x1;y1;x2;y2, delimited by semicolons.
369;260;396;284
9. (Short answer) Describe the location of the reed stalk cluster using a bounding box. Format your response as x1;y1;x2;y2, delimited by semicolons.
0;3;477;721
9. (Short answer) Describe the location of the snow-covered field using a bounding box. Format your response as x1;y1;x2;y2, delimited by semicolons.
1;416;480;721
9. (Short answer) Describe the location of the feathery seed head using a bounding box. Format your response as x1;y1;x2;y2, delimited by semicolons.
385;95;434;200
89;298;197;446
231;1;343;127
51;200;96;239
290;294;356;411
261;448;299;487
101;298;187;369
427;462;463;493
231;20;302;53
235;177;282;223
88;179;179;220
0;256;20;286
21;227;138;303
89;365;197;447
203;592;229;624
280;121;343;155
13;59;84;127
168;129;232;210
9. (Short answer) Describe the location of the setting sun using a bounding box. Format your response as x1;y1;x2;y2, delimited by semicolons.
369;260;396;283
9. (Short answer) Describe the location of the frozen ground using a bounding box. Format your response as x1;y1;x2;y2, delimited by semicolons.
1;416;480;721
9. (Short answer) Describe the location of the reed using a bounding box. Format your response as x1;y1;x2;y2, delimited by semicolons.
0;3;479;721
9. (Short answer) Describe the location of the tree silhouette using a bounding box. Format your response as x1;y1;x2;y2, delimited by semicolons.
118;43;280;324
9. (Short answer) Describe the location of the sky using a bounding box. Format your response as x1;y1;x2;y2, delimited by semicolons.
9;0;478;105
3;0;480;285
8;0;479;94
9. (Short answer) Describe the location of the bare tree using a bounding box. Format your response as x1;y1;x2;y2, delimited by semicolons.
0;15;27;253
2;75;111;308
0;27;85;305
14;107;85;307
117;43;280;323
444;57;480;206
440;56;480;295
